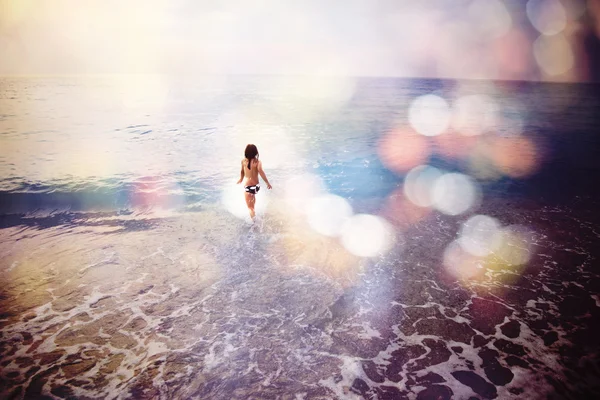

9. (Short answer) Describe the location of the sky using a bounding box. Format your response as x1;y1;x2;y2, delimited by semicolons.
0;0;597;81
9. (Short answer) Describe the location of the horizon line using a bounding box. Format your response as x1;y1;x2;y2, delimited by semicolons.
0;73;597;85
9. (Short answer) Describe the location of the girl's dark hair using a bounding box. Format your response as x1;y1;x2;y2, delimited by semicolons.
244;144;259;169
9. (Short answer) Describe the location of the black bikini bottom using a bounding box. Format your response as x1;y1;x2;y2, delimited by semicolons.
244;184;260;194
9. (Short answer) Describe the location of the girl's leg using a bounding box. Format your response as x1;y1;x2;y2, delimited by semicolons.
245;192;256;219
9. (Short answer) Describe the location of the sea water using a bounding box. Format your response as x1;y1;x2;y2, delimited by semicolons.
1;75;599;399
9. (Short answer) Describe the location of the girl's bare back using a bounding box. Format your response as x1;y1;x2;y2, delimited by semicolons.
242;158;259;186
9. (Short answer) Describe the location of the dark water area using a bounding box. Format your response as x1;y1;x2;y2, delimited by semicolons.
497;82;600;204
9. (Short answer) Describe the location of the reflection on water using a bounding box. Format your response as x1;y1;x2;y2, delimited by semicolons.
2;198;599;398
1;76;600;398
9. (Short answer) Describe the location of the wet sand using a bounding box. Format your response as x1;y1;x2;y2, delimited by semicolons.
1;197;599;399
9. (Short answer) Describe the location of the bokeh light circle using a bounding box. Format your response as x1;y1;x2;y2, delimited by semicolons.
458;214;503;257
433;131;479;160
383;188;431;230
533;34;574;76
306;194;353;237
378;128;430;173
432;173;480;216
493;29;533;80
526;0;567;36
408;95;451;137
452;94;499;136
496;225;534;266
443;240;484;280
284;174;326;214
341;214;395;257
404;165;442;207
489;136;540;178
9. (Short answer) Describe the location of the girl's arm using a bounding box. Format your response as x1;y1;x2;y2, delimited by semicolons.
258;161;272;189
236;161;244;184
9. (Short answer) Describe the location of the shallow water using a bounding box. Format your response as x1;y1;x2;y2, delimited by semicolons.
1;76;599;399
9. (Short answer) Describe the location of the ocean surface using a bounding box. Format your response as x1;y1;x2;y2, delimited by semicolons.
1;75;599;399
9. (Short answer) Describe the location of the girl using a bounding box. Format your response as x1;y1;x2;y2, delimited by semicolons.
237;144;272;219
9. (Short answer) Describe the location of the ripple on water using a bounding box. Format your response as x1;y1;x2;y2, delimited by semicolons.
0;199;599;398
